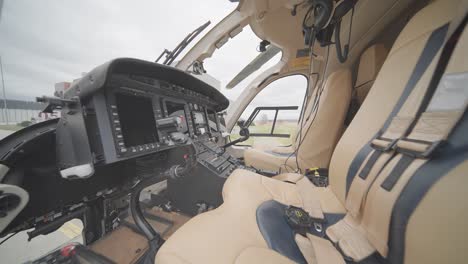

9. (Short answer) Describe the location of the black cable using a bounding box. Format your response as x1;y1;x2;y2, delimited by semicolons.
335;5;355;63
297;72;315;123
280;45;331;173
279;1;355;172
348;7;355;46
296;45;330;147
280;41;316;173
302;5;315;29
0;231;19;246
292;72;315;172
292;0;308;16
302;5;316;46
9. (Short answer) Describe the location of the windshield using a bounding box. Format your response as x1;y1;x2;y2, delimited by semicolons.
203;26;282;102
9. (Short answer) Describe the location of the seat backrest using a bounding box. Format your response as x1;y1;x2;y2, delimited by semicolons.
355;44;388;105
328;0;460;204
328;1;468;263
293;44;387;170
345;44;388;126
364;10;468;263
295;68;352;170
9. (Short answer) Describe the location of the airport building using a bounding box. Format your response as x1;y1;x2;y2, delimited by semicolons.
0;99;48;125
0;81;70;125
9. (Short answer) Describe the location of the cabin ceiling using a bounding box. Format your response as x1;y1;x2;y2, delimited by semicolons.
237;0;420;73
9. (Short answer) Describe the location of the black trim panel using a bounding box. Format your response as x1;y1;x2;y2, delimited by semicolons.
65;58;229;112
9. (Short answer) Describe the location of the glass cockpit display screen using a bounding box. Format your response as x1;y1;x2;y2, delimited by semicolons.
207;110;218;132
193;111;206;125
166;101;189;133
115;93;158;147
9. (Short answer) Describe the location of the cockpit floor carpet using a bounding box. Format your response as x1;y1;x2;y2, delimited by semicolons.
90;208;191;263
127;207;192;240
90;226;148;264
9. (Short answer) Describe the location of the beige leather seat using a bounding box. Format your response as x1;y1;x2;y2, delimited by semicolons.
156;1;468;263
244;68;352;172
354;44;388;105
244;44;387;173
250;127;297;154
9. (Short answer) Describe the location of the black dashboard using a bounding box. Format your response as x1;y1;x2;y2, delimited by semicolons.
56;58;230;178
0;58;245;239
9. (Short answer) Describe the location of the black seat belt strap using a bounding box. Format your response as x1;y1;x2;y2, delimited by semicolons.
380;15;467;191
358;143;391;180
380;155;415;191
345;23;449;194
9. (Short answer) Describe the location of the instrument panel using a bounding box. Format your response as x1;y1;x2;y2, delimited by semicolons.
0;58;236;240
56;58;229;178
105;74;219;158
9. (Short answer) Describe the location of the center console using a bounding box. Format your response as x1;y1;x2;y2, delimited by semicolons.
194;140;239;178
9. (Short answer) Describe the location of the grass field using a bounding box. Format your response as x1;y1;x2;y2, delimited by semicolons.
1;121;298;147
0;124;23;131
231;121;297;147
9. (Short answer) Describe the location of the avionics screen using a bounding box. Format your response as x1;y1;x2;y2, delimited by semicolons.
165;101;188;133
115;93;158;147
193;111;206;125
207;110;218;132
166;101;185;116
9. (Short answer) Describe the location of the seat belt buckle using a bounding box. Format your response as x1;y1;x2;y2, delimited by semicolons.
305;168;329;187
305;167;320;176
285;206;313;236
285;206;326;236
313;222;323;233
370;137;398;152
394;139;444;158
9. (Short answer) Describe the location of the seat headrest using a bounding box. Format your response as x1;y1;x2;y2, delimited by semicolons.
355;44;388;87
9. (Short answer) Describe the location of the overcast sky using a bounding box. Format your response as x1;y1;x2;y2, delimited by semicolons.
0;0;305;118
0;1;234;99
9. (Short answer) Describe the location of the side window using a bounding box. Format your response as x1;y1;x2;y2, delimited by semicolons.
0;102;52;133
231;75;308;148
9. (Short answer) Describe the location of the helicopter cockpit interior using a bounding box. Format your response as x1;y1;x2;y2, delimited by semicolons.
1;0;467;263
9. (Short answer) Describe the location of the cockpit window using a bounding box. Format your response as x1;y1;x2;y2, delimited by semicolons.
203;26;282;101
231;75;308;147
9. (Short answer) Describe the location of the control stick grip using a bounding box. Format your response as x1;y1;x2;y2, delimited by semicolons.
222;127;250;149
166;147;196;179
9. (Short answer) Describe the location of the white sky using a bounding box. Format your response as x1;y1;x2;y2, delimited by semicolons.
0;0;307;118
0;1;234;99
